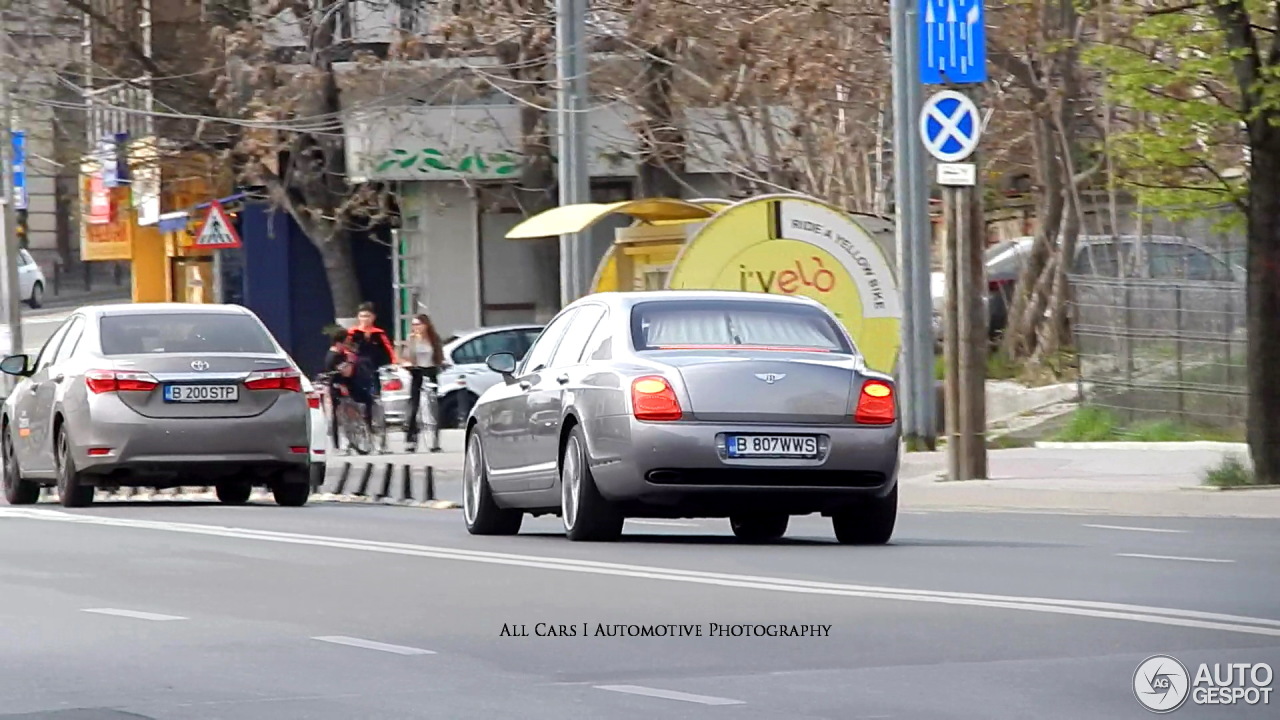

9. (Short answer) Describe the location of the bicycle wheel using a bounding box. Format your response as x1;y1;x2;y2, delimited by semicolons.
341;401;372;455
424;388;441;451
371;400;388;453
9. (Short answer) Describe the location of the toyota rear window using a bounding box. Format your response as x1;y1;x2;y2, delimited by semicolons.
100;313;278;355
630;299;853;353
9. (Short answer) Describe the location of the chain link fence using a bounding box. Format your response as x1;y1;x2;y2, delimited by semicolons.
1069;272;1247;431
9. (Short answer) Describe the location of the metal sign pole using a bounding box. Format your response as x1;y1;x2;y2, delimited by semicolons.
961;129;988;479
920;0;988;479
0;26;23;382
942;187;962;480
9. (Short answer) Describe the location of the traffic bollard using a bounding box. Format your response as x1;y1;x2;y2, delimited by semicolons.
351;464;373;496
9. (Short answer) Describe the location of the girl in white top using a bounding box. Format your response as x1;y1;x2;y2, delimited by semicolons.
399;313;445;451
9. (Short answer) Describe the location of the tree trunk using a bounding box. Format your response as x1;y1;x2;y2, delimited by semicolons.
1246;128;1280;483
308;224;361;319
1003;112;1066;360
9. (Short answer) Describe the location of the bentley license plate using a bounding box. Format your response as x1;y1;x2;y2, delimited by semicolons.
725;435;819;459
163;384;240;403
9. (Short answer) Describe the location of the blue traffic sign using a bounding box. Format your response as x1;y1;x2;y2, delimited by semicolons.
920;0;987;85
11;131;25;211
919;90;981;163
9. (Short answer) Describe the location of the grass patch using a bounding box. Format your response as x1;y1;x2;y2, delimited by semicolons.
1050;406;1246;443
1203;455;1258;488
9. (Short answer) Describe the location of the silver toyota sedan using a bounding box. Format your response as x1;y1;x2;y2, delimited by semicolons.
0;303;313;508
462;290;901;544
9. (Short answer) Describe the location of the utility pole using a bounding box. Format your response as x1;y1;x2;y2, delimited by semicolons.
905;1;936;450
892;0;938;449
890;0;919;443
555;0;590;306
0;22;24;378
919;0;988;480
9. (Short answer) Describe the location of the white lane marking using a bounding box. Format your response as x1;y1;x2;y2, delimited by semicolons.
595;685;745;706
629;520;701;527
82;608;187;621
312;636;436;655
8;509;1279;637
1083;524;1187;534
1117;553;1235;564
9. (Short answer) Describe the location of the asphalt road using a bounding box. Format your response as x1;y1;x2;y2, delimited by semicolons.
2;501;1277;720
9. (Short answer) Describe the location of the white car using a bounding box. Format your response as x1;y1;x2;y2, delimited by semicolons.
300;375;328;489
18;249;46;308
382;324;544;428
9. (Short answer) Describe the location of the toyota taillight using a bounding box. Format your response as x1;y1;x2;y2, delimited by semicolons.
305;391;322;409
85;370;159;394
631;376;682;421
854;379;896;425
244;368;303;392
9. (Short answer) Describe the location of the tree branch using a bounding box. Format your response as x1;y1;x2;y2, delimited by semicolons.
60;0;166;77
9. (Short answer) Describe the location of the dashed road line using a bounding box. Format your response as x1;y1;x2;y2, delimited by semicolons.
1084;524;1187;534
1116;553;1235;564
312;635;436;655
595;684;745;705
82;608;187;621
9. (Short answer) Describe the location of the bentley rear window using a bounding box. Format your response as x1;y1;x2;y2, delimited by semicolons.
630;300;853;353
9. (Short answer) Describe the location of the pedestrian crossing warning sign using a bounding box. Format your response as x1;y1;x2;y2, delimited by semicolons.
193;200;241;249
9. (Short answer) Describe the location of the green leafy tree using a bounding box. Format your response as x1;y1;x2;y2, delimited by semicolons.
1090;0;1278;483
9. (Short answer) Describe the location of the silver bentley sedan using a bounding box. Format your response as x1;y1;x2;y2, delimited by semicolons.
462;290;901;544
0;303;313;508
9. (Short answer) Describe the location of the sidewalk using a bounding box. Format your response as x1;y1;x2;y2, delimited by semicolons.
334;432;1280;518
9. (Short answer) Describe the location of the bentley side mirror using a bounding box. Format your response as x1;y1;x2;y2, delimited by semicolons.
486;352;518;382
0;354;32;377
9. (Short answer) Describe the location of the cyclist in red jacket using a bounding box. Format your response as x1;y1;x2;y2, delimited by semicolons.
346;302;399;442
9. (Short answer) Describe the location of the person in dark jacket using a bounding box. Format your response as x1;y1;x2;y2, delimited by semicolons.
322;329;370;451
345;302;398;448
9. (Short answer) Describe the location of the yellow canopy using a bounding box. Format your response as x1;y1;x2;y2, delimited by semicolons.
505;198;717;239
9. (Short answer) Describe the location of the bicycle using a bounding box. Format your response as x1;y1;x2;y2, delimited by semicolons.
315;372;376;456
417;377;442;453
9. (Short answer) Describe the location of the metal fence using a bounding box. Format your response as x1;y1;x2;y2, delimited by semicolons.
1069;275;1247;430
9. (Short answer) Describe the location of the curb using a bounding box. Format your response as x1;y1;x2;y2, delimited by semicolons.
1034;441;1250;452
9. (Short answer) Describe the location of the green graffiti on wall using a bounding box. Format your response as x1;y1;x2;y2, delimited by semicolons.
375;147;525;176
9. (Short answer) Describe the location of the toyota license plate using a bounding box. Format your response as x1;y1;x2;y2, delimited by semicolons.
163;384;240;403
725;435;819;459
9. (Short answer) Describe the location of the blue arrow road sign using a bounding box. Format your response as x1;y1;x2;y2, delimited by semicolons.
11;131;25;211
920;0;987;85
920;90;981;163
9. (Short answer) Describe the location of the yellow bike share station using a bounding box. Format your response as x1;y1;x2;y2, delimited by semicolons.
505;194;903;373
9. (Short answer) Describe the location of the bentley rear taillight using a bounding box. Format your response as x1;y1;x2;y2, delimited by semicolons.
631;376;683;421
854;380;896;425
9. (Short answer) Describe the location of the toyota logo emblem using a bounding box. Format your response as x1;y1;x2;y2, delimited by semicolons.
191;360;210;371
